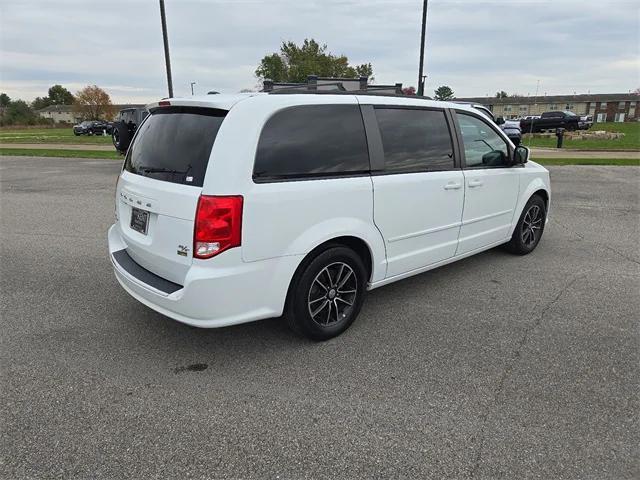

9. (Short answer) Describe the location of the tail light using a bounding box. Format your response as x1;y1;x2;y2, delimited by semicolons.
194;195;243;259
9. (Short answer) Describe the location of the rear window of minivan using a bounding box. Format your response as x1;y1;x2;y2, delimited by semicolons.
124;106;226;187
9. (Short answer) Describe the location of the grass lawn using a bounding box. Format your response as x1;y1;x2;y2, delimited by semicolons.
0;148;121;159
0;127;113;145
535;157;639;166
523;122;640;150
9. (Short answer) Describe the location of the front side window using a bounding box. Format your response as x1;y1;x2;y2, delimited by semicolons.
457;113;510;168
374;108;454;172
253;104;369;180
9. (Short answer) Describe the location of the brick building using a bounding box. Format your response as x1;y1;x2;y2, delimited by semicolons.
455;93;639;122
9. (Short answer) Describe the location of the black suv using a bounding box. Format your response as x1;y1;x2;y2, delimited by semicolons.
111;107;149;153
73;120;112;136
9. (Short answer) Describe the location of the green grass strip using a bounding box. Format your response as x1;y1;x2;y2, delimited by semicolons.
536;158;639;166
0;148;121;159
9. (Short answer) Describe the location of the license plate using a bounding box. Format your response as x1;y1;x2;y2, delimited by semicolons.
130;207;149;235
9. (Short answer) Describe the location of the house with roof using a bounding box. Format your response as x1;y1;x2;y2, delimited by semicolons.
36;104;145;124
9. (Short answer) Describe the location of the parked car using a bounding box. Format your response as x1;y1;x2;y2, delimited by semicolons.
579;115;593;130
496;118;523;146
520;111;580;133
108;93;550;340
111;107;149;153
455;102;522;145
73;120;111;136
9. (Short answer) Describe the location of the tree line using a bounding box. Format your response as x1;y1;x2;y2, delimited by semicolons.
0;84;115;126
1;39;532;126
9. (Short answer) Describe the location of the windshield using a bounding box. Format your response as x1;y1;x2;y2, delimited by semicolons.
124;106;226;187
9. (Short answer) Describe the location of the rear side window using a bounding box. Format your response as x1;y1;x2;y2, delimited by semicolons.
253;104;370;181
124;106;226;187
374;108;454;172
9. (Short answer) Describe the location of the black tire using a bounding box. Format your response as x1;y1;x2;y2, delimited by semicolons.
73;131;80;136
111;121;132;153
285;246;367;341
505;195;546;255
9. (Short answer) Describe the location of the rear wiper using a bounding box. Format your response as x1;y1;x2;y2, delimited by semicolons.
139;166;185;174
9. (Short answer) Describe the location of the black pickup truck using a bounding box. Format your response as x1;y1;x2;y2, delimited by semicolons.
520;111;580;133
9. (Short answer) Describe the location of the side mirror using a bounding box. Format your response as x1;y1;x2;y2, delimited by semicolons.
496;116;505;125
514;145;530;164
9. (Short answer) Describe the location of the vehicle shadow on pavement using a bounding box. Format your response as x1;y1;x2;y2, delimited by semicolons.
117;246;517;357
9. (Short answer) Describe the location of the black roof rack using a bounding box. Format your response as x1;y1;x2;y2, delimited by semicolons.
261;75;432;98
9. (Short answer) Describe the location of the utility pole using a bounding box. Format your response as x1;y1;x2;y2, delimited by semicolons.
417;0;429;96
159;0;173;98
190;82;196;96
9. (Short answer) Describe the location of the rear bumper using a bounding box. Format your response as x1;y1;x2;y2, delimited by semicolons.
108;224;303;328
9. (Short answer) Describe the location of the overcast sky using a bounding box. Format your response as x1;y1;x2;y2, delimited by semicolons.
1;0;638;104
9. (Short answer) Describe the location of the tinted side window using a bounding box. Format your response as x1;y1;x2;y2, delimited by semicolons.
457;113;509;168
254;105;369;180
374;108;454;172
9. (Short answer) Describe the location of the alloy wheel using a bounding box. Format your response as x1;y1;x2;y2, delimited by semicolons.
307;262;358;326
521;204;543;247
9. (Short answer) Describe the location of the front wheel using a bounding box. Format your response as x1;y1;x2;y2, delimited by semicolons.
505;195;546;255
286;246;367;341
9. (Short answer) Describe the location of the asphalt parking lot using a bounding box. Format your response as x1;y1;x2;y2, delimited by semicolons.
1;156;638;479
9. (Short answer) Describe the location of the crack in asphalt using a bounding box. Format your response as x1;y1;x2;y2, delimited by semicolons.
468;272;586;478
555;220;640;266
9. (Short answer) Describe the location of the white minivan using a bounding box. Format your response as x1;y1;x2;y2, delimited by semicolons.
108;92;550;340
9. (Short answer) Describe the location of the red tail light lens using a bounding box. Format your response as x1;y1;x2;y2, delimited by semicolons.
194;195;243;259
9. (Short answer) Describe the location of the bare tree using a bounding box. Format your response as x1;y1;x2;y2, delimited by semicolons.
73;85;115;120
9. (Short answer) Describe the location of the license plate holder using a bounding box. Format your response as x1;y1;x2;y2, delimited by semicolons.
130;207;149;235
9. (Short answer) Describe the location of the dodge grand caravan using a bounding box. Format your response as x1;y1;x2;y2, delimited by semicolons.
108;92;550;340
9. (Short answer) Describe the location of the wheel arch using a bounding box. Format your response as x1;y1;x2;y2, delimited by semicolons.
281;233;381;325
510;178;551;236
292;235;379;285
533;188;549;212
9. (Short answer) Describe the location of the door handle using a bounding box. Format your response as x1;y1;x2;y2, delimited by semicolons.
468;179;484;188
443;182;462;190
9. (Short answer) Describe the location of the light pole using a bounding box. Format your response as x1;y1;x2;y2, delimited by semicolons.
417;0;429;96
190;82;196;96
159;0;173;98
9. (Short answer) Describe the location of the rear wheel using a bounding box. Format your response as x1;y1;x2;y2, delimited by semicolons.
286;246;367;341
505;195;546;255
